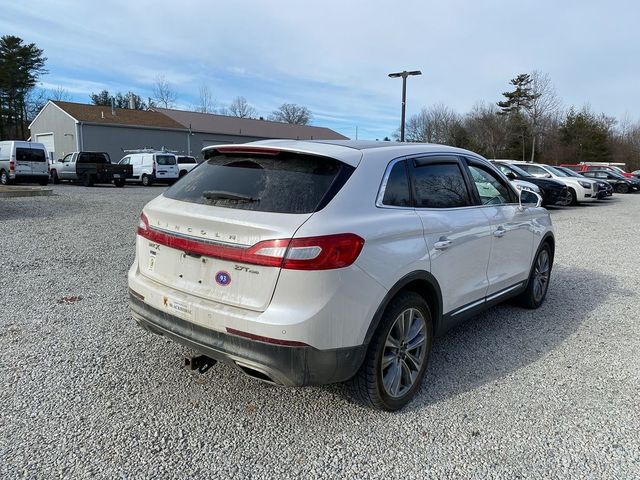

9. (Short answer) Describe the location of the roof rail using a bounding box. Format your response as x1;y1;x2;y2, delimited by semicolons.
122;146;179;154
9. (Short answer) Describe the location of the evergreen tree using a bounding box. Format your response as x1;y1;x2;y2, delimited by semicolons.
0;35;47;139
90;90;147;110
560;107;611;162
497;74;539;161
90;89;112;106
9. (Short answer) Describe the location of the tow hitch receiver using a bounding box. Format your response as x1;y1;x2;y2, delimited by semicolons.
184;355;217;374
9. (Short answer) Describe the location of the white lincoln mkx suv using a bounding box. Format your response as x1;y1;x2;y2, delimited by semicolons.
128;140;555;410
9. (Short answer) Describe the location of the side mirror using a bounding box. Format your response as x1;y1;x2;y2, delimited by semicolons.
505;171;516;180
518;189;543;211
545;173;552;178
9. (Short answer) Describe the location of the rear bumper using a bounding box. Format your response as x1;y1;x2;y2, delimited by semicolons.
11;173;49;181
129;294;367;386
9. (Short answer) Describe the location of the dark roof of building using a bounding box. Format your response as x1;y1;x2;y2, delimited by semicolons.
52;101;186;129
154;108;348;140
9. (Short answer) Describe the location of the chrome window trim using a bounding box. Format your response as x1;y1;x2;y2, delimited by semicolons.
375;156;410;209
376;152;522;210
376;152;473;210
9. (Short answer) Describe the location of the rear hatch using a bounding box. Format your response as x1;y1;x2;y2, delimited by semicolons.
155;154;179;179
16;145;48;176
137;147;355;312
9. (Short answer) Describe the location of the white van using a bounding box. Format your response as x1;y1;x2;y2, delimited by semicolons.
0;141;50;186
118;151;179;186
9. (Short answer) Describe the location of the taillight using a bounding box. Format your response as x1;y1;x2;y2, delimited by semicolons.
256;234;365;270
152;162;157;175
136;213;364;270
9;159;15;173
138;212;150;234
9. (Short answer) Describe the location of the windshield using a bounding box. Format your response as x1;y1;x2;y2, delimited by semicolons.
606;171;625;179
545;166;569;177
557;167;583;178
505;163;531;177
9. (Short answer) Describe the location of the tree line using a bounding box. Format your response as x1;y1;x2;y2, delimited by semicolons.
402;71;640;170
88;74;313;126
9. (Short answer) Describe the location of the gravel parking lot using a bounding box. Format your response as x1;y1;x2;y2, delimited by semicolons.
1;184;639;479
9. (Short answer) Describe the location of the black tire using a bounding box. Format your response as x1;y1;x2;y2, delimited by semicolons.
179;170;188;178
114;179;125;188
0;169;10;185
349;291;433;411
517;242;553;309
567;188;578;206
615;183;629;194
39;178;49;186
51;169;60;184
81;173;94;187
141;174;152;187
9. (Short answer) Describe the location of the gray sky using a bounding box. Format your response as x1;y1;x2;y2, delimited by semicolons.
2;0;638;139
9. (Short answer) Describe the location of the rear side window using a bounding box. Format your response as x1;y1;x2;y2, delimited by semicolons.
412;163;470;208
156;155;176;165
381;161;411;207
16;148;46;162
178;156;197;164
164;151;353;214
78;153;110;164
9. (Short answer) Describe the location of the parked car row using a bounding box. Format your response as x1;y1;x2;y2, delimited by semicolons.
0;140;201;187
491;159;639;206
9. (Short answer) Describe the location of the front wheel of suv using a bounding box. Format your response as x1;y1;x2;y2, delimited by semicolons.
350;291;433;411
517;243;552;309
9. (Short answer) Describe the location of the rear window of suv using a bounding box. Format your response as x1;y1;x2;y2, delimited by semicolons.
164;151;353;214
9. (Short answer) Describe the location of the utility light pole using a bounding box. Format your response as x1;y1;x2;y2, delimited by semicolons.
388;70;422;142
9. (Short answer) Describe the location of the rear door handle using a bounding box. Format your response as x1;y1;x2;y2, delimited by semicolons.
493;226;507;238
434;239;452;250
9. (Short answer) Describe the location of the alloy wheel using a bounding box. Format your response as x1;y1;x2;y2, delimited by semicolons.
533;250;550;303
381;308;427;398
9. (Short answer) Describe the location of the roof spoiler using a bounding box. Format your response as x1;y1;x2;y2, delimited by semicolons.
203;145;281;159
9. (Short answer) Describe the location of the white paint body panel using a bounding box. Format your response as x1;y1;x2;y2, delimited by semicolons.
128;141;555;350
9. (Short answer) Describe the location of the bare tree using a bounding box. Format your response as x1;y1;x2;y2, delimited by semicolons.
196;85;216;114
464;101;512;159
227;96;256;118
405;103;460;143
270;103;311;125
152;74;177;108
49;86;71;102
527;70;561;161
25;88;48;121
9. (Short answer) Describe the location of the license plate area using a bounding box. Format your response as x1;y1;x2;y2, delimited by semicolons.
139;238;280;312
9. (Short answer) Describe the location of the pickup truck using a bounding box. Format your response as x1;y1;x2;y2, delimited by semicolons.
50;152;133;187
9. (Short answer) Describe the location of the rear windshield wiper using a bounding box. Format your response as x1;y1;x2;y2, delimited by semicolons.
202;190;259;202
